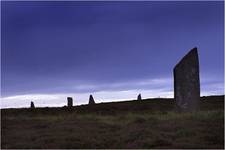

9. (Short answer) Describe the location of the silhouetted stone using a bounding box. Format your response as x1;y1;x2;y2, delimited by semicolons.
137;94;142;100
173;47;200;111
30;101;35;108
89;95;95;105
67;97;73;107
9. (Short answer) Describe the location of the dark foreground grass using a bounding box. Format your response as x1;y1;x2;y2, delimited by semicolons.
1;95;224;149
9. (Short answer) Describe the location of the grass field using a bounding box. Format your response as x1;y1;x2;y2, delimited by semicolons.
1;95;224;149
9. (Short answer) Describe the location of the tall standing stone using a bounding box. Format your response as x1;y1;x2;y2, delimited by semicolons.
173;47;200;111
89;95;95;105
30;101;35;108
67;97;73;107
137;94;142;100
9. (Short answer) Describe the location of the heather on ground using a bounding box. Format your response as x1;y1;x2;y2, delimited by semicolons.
1;96;224;149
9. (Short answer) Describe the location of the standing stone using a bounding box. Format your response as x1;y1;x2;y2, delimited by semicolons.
137;94;142;100
89;95;95;105
67;97;73;107
173;47;200;111
30;101;35;108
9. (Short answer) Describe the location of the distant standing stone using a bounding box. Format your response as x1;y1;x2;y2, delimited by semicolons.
30;101;35;108
137;94;142;100
173;47;200;111
89;95;95;105
67;97;73;107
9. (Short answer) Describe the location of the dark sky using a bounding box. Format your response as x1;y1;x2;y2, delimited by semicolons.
1;1;224;98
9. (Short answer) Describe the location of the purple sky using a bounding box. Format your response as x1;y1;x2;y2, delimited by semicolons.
1;1;224;108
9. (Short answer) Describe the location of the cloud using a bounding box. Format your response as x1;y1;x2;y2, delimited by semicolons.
0;77;173;108
1;76;224;109
68;77;173;93
200;75;224;96
0;88;173;109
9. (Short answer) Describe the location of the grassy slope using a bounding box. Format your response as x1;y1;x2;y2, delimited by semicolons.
1;95;224;149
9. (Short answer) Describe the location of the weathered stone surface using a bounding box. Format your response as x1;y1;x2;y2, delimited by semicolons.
67;97;73;107
89;95;95;105
173;47;200;111
30;101;35;108
137;94;142;100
